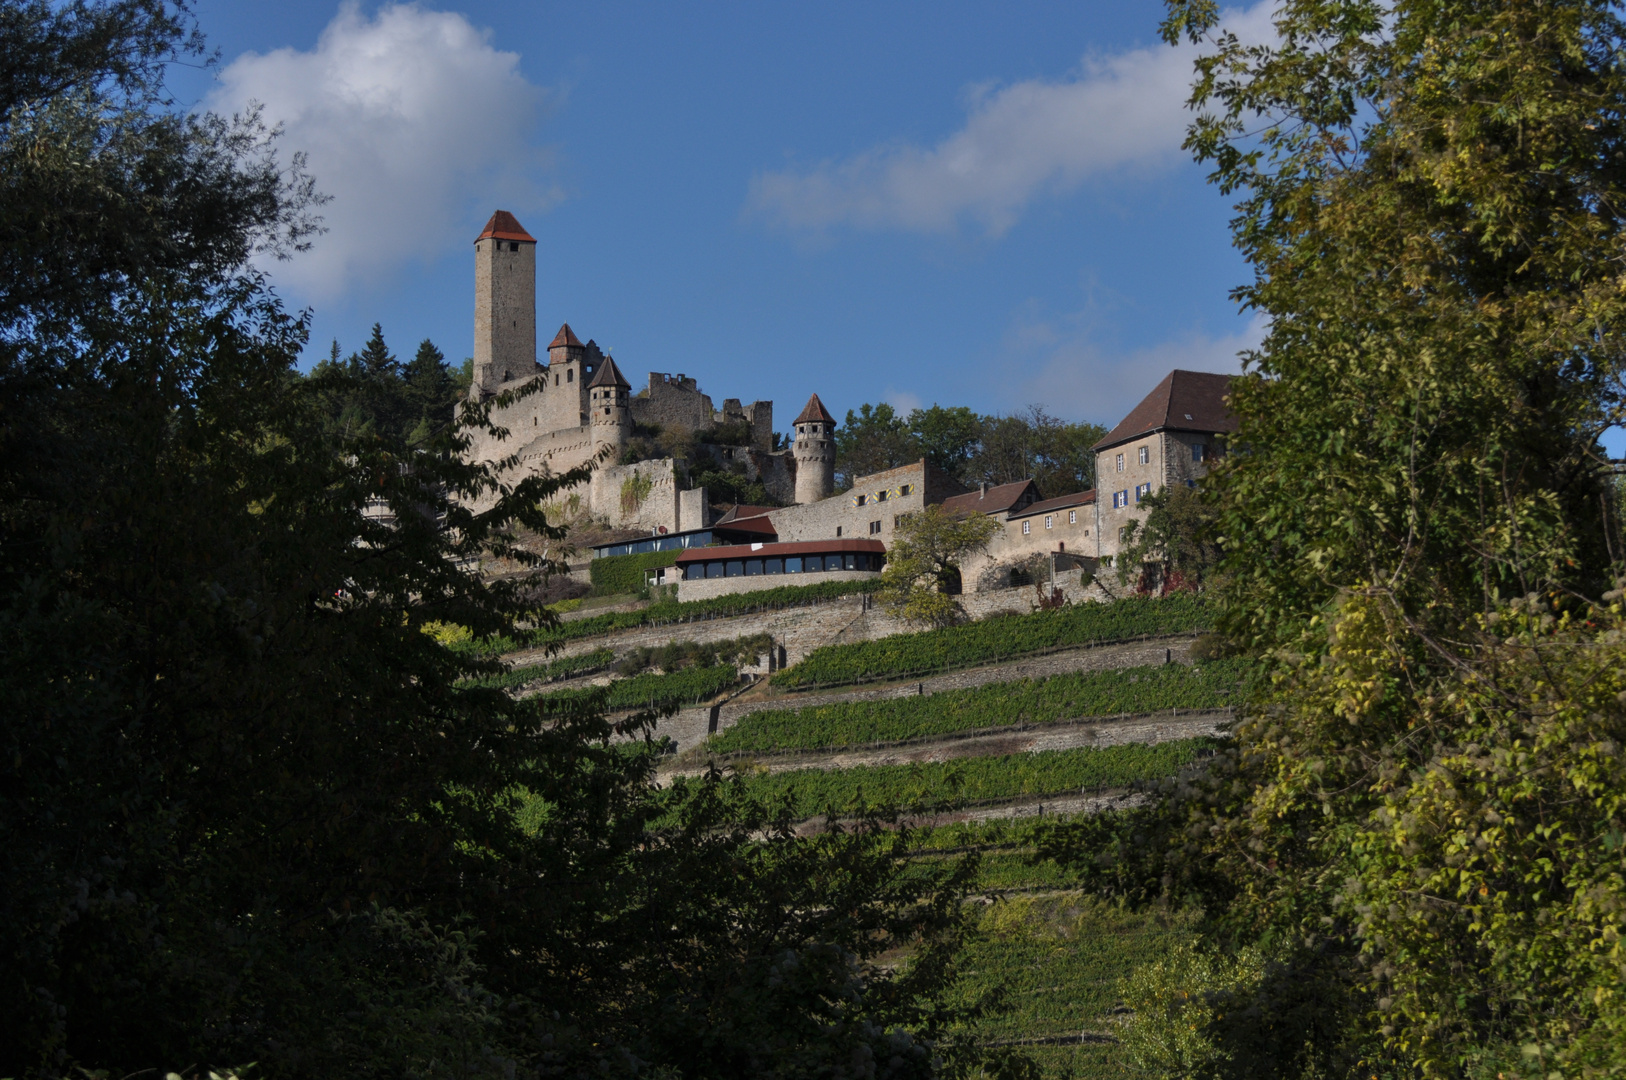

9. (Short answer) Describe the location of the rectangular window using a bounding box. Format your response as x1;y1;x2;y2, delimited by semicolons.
1022;520;1031;535
876;490;888;503
745;559;762;576
684;564;703;580
786;557;804;573
869;520;882;535
706;561;725;578
893;515;900;528
844;553;856;570
1138;446;1150;465
835;525;842;537
855;494;866;506
765;558;783;574
1068;510;1077;524
726;560;744;577
1045;515;1053;530
1135;483;1152;502
1193;443;1205;462
1116;453;1125;472
899;483;913;496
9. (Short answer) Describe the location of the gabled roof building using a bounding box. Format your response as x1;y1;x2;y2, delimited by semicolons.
1093;369;1237;561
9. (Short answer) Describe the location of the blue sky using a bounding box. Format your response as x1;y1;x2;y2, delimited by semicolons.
172;1;1270;433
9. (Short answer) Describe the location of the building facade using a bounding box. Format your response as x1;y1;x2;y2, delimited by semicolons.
1092;370;1237;562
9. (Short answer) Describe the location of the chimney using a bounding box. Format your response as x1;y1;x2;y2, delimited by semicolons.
980;481;989;498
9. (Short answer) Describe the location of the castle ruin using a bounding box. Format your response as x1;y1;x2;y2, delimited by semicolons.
462;210;813;530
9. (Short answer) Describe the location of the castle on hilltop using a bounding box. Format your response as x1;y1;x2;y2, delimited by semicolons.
462;210;834;532
462;210;1239;598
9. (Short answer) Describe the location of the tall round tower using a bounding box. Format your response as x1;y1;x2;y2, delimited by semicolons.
587;355;632;458
793;393;836;504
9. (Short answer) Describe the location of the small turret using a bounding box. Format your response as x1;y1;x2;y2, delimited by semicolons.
588;354;632;456
793;393;836;504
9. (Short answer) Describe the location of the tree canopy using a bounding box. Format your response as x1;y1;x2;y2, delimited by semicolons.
834;402;1105;497
1040;2;1626;1075
0;5;1003;1076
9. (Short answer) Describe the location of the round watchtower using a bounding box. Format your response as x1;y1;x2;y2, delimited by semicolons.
793;393;836;504
588;354;632;457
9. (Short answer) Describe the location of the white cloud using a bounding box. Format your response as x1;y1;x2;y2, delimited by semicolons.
207;2;558;297
747;2;1274;237
997;309;1267;426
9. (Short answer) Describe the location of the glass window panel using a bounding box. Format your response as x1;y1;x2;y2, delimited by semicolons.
766;558;783;574
844;553;856;570
706;561;725;578
726;560;744;577
745;559;762;575
786;557;803;573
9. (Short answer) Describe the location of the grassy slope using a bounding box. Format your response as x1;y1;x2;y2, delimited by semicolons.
775;594;1208;689
711;659;1251;753
730;740;1212;819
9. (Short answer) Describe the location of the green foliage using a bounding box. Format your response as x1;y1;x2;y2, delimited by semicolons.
690;465;777;508
729;741;1214;820
1032;2;1626;1075
833;402;1105;494
1116;483;1221;593
617;469;656;514
0;8;995;1074
945;896;1201;1080
712;660;1252;753
777;595;1210;689
456;647;614;692
537;663;739;710
615;632;772;675
308;325;463;447
878;504;1001;627
587;548;679;596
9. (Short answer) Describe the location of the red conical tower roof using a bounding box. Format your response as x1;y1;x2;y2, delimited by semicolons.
794;393;835;425
548;323;583;350
475;210;536;244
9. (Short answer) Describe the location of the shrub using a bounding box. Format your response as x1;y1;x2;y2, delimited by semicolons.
588;549;680;596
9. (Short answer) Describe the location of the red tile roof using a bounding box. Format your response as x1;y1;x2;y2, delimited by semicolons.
940;479;1041;517
475;210;536;244
1010;489;1095;518
794;393;835;425
548;323;583;350
1094;370;1237;451
586;355;629;389
675;538;884;563
711;516;779;538
715;504;778;523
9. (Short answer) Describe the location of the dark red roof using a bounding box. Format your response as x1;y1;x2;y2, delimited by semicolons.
586;355;629;389
794;393;835;425
1011;489;1096;518
722;505;777;521
548;323;583;350
712;516;779;538
1094;370;1237;451
676;538;884;563
476;210;536;244
940;479;1041;517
